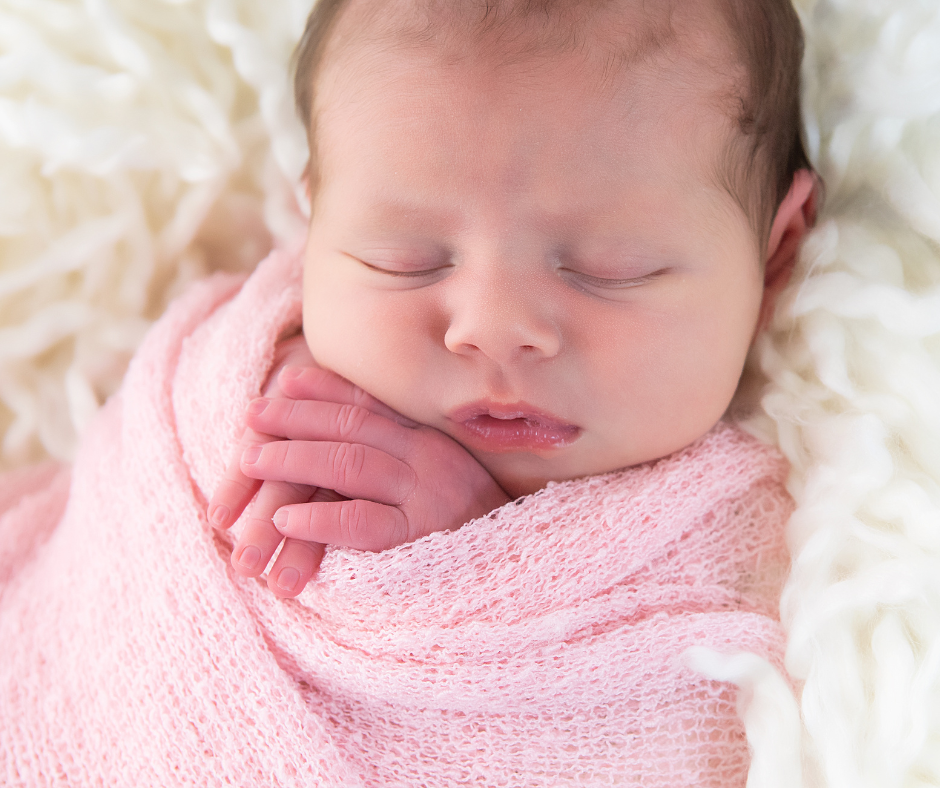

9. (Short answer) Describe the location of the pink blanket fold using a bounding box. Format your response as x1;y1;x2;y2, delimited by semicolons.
0;246;793;787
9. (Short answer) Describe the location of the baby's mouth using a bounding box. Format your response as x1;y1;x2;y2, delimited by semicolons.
449;402;581;453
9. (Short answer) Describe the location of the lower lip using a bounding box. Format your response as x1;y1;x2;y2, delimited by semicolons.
455;414;581;452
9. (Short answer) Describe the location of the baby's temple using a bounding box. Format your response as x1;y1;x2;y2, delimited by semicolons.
1;0;939;786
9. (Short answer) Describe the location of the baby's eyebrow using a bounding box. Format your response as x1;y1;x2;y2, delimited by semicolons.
356;198;462;234
356;200;613;239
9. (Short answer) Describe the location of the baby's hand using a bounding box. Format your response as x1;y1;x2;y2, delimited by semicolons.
240;366;511;585
208;334;333;596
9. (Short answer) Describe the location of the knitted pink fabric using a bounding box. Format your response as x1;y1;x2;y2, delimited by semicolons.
0;247;793;787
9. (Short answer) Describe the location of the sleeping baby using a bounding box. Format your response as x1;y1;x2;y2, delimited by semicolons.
208;0;817;600
0;0;819;785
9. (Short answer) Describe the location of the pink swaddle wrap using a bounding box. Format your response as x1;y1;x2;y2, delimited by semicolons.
0;247;793;787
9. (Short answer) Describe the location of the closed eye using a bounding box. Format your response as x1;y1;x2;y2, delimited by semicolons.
560;268;667;290
361;261;450;277
346;252;451;278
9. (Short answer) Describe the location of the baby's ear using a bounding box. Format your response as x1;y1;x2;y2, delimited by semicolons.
299;165;313;219
757;169;819;332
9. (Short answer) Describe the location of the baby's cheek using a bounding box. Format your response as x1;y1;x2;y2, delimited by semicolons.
584;312;742;459
302;290;431;417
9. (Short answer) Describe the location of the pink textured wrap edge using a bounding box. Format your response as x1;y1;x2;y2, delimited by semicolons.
0;246;793;787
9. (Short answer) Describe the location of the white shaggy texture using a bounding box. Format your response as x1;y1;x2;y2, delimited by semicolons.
0;0;312;467
742;1;940;785
2;0;939;785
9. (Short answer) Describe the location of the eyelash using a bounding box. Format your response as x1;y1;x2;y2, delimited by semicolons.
358;259;664;289
560;269;662;289
360;261;449;277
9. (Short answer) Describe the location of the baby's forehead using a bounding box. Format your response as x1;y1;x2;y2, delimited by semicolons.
314;0;746;192
300;0;806;249
325;0;741;84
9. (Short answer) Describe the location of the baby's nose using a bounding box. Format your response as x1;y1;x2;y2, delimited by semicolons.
442;269;561;364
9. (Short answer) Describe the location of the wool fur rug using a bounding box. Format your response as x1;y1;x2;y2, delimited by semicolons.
1;0;939;785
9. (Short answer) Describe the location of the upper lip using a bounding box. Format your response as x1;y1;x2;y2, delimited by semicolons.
448;400;576;429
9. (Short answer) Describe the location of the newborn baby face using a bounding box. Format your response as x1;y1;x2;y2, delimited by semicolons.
303;11;768;497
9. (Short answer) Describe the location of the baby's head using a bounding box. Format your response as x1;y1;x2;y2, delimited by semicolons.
295;0;817;497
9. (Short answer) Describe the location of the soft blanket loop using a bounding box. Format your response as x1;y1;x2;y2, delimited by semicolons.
1;247;793;787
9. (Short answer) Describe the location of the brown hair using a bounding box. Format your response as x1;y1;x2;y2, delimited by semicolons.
292;0;812;249
714;0;812;247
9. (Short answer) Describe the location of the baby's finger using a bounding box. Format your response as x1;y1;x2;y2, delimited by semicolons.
246;398;409;458
262;333;317;398
266;538;325;598
278;366;417;427
241;440;415;505
208;440;264;530
231;479;314;576
232;514;286;577
274;499;409;552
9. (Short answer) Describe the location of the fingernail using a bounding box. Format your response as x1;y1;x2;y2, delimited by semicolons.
247;398;268;416
276;567;300;593
209;504;229;527
236;545;261;572
242;445;262;464
273;509;288;530
280;366;302;381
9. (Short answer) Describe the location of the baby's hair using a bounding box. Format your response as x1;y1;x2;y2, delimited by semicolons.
292;0;811;253
714;0;812;250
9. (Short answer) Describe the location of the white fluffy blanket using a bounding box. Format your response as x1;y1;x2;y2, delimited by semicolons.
1;0;939;785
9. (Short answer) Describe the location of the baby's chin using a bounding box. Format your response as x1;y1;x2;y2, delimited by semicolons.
469;448;605;500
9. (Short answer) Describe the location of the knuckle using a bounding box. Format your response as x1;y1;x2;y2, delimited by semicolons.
328;442;367;489
332;403;369;441
338;499;370;545
286;398;303;427
280;440;304;470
